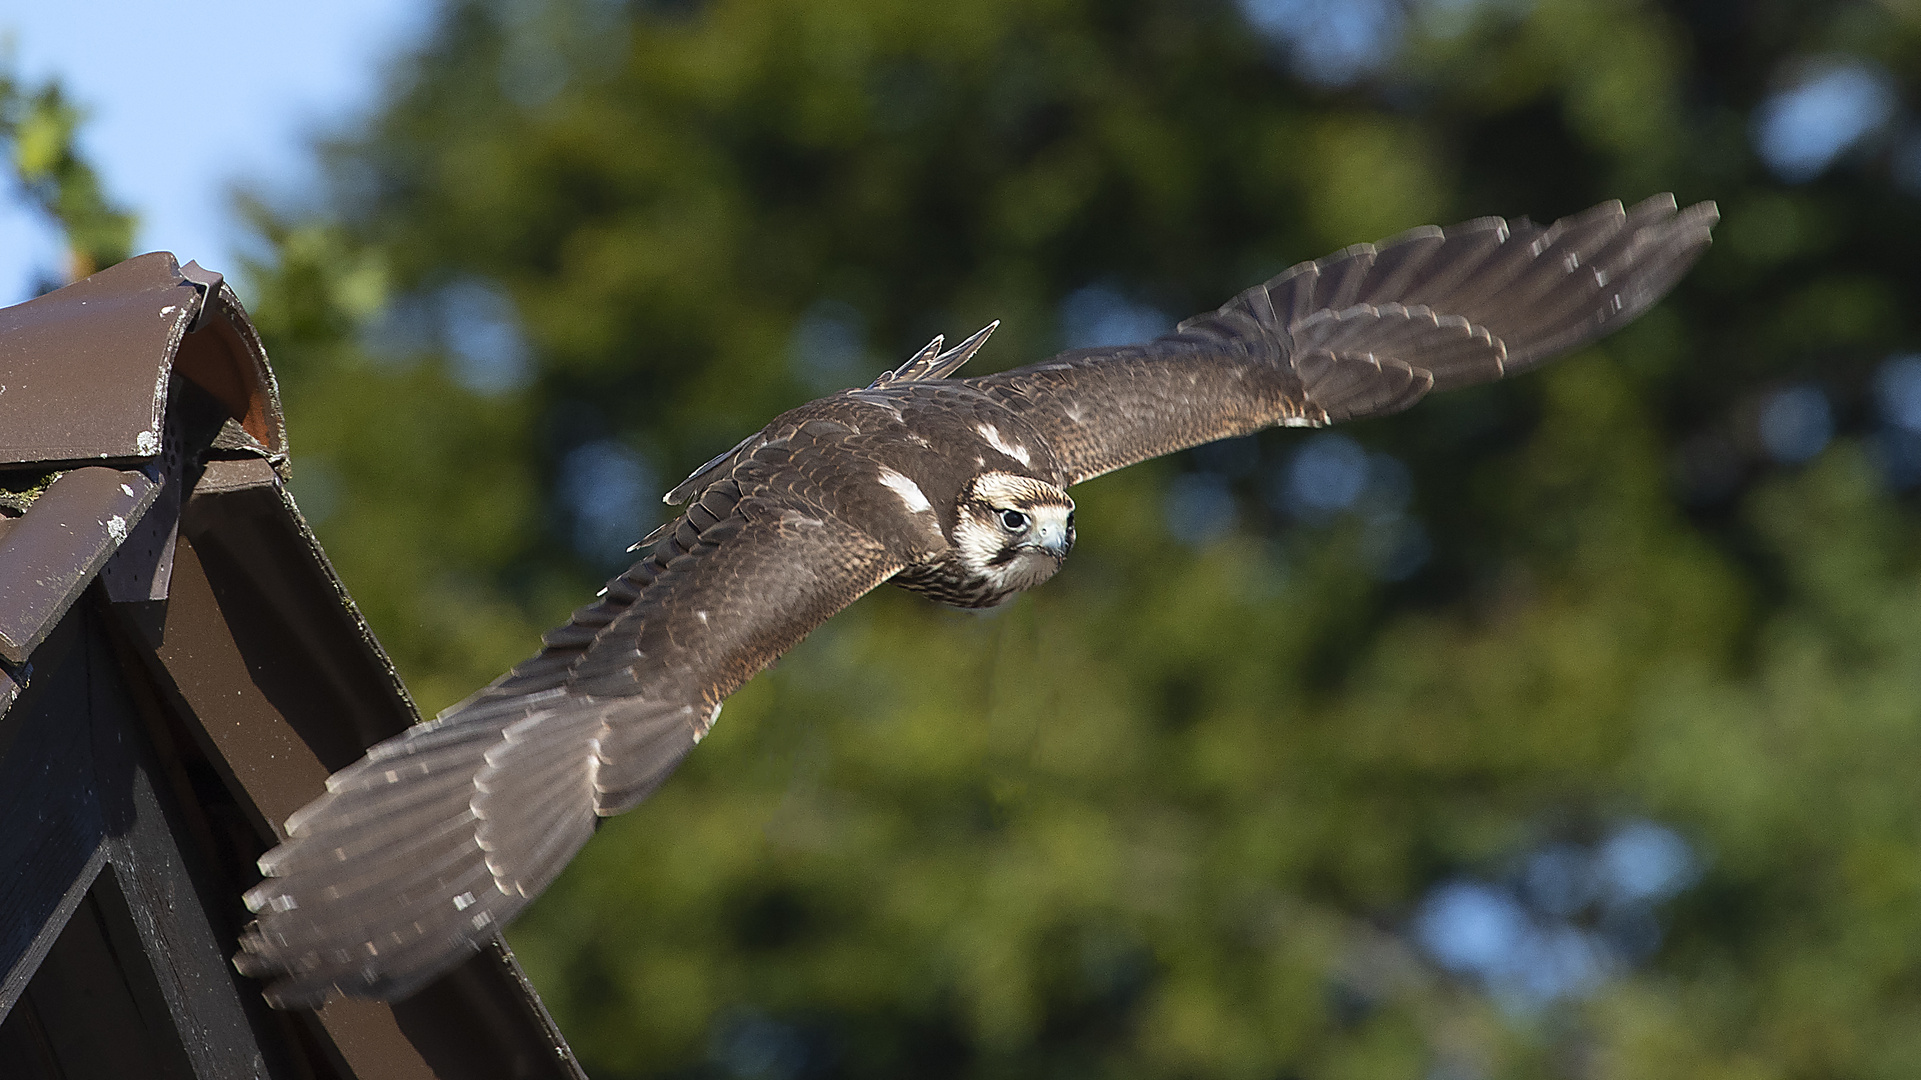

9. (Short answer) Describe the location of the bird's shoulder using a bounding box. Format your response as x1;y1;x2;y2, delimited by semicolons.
675;384;1064;545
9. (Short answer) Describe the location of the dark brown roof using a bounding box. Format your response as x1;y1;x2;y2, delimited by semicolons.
0;255;583;1079
0;253;285;469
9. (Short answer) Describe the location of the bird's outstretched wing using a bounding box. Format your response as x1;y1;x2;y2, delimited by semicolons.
236;437;907;1007
971;194;1718;485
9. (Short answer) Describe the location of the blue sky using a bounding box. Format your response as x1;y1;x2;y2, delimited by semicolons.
0;0;434;305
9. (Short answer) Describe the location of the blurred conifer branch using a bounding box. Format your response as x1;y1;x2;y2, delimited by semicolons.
0;62;135;285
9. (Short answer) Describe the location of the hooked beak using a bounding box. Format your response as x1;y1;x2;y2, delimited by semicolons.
1024;518;1073;559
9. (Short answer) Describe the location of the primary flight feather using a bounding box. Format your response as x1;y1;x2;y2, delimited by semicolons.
236;193;1718;1007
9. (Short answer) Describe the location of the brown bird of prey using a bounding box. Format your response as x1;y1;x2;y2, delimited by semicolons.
236;194;1718;1007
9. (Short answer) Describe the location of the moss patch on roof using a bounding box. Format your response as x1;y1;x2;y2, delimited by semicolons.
0;470;62;517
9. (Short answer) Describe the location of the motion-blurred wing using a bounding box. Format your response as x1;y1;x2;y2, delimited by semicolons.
973;194;1717;485
236;447;904;1007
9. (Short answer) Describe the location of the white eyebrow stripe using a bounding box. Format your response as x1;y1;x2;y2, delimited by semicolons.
975;423;1031;465
877;467;932;512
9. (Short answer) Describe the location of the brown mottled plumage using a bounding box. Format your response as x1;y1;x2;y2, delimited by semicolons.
236;194;1717;1007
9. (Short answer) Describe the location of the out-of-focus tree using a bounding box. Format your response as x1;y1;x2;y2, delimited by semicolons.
0;65;135;287
227;0;1921;1076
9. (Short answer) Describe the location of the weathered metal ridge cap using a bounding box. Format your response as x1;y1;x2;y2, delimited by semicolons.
0;257;584;1075
0;252;287;469
0;254;287;665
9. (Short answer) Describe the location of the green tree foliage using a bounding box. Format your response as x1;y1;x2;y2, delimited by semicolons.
233;0;1921;1075
0;65;135;283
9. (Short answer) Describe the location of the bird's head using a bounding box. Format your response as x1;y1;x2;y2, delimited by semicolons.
951;471;1076;598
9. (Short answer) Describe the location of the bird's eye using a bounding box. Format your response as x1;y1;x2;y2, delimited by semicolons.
999;508;1029;531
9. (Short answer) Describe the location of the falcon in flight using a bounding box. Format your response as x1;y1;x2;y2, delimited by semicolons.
237;194;1717;1007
